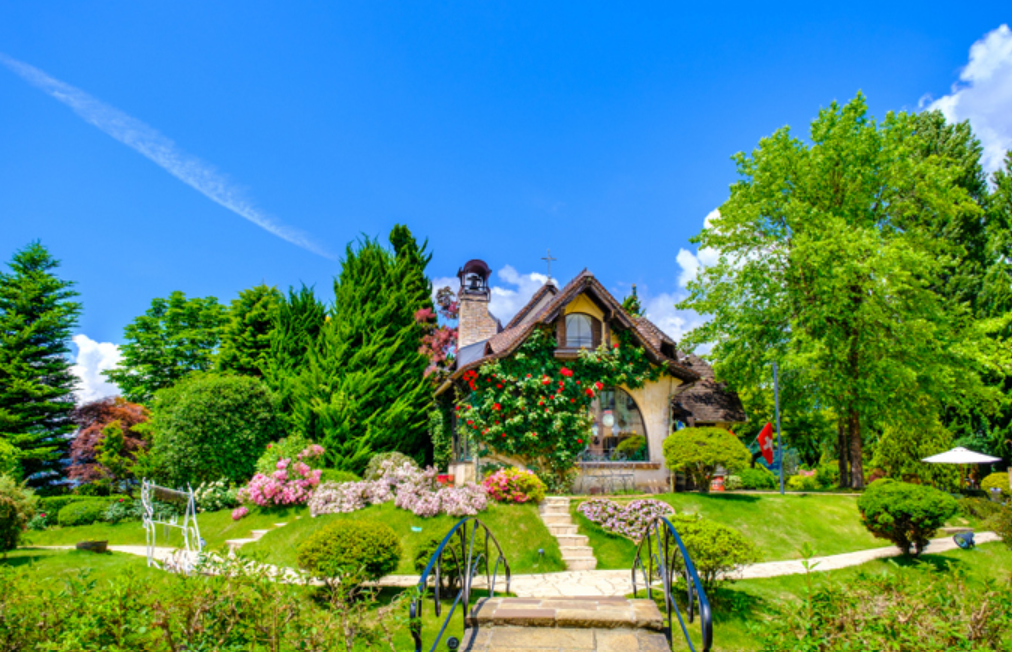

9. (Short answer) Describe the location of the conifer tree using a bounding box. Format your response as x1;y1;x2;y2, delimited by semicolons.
217;284;283;377
0;242;81;484
621;284;644;317
311;227;434;471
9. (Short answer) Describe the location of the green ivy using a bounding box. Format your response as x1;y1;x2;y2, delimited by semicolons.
456;327;662;483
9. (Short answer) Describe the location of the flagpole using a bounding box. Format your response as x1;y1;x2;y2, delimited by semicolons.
774;361;784;495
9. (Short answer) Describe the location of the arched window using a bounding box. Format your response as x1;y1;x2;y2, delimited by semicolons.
587;387;648;461
565;313;594;349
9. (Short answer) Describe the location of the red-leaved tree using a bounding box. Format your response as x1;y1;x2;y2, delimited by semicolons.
69;397;150;484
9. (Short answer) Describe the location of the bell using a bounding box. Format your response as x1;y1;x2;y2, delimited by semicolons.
468;274;481;291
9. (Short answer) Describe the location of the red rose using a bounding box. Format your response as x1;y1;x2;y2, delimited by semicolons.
613;343;620;349
577;439;583;444
585;388;594;396
542;376;551;385
493;403;501;411
576;380;581;384
595;381;604;391
571;398;576;403
526;374;531;378
560;367;573;377
467;420;473;425
497;384;503;388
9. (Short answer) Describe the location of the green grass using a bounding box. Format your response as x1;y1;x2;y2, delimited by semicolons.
640;542;1012;651
24;501;564;575
574;493;892;569
241;501;565;574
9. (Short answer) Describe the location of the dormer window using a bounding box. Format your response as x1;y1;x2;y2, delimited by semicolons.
565;314;594;348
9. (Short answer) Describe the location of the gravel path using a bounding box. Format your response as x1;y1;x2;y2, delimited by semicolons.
33;531;1000;598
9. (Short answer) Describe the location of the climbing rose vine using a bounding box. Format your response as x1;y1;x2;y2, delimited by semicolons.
456;327;661;485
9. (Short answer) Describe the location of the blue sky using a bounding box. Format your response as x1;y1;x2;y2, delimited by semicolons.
1;3;1010;401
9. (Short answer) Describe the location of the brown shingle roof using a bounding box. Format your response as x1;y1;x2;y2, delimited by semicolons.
671;353;747;424
437;270;700;395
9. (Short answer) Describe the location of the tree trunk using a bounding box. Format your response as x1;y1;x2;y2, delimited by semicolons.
848;409;864;489
837;419;849;489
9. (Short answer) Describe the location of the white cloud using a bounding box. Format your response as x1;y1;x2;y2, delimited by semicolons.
489;265;553;323
928;24;1012;173
641;291;710;351
675;209;721;288
70;335;122;404
0;52;334;259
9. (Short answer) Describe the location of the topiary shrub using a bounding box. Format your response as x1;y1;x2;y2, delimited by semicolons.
787;474;819;492
981;472;1011;500
663;427;750;493
58;500;110;527
481;467;546;504
363;452;419;481
857;479;958;555
318;469;362;485
150;374;282;486
297;519;402;581
669;514;759;590
739;467;777;490
615;435;647;459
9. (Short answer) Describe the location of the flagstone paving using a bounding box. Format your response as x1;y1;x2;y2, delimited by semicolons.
457;625;670;651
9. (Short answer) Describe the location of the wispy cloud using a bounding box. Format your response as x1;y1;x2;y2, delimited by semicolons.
0;52;334;259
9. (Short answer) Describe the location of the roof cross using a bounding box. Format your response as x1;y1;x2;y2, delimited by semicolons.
541;249;557;281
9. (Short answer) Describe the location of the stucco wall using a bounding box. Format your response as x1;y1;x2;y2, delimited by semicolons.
621;375;681;486
563;294;605;320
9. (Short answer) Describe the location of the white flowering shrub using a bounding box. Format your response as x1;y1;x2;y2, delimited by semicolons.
193;479;240;513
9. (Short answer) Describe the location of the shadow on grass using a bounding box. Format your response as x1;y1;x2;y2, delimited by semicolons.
887;553;965;572
1;553;49;568
688;493;761;504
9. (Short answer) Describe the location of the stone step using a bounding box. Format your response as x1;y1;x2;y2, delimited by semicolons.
538;504;569;515
565;558;598;571
460;626;669;652
555;534;589;547
466;597;661;631
542;496;571;505
560;546;596;559
540;514;572;526
548;524;578;536
273;523;288;528
249;530;271;540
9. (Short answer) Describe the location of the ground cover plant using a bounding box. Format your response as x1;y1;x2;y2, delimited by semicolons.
577;498;671;540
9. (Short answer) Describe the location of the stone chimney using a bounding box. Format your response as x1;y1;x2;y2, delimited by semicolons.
457;259;500;348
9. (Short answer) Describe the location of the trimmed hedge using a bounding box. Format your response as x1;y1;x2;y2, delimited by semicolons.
297;519;401;581
857;479;958;555
39;495;115;517
58;500;110;527
738;467;777;490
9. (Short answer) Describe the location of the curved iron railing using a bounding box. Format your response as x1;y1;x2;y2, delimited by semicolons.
631;516;713;652
409;517;511;652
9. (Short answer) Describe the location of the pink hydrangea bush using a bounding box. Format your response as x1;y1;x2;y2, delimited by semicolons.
239;447;324;508
231;505;249;521
309;459;487;518
482;467;546;504
578;498;672;541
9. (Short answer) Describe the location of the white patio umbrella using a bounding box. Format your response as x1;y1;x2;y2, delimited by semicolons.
922;447;1003;491
922;447;1003;465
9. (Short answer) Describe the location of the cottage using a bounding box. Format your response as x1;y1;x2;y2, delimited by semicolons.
437;259;746;491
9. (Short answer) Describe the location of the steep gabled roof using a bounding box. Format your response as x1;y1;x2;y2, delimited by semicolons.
670;353;748;424
437;270;699;395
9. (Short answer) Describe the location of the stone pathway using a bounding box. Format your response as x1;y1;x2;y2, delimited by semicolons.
378;531;1000;597
459;626;669;651
223;521;289;551
540;496;597;571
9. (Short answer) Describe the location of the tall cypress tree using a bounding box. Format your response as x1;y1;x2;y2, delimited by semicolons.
0;242;81;484
312;226;434;471
217;284;283;377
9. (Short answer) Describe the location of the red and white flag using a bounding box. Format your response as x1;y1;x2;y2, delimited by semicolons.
757;422;774;465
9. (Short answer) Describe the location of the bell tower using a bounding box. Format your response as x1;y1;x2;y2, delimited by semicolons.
457;259;500;348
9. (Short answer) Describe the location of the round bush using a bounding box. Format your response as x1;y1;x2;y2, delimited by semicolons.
857;479;958;555
787;474;819;492
364;452;419;481
738;467;778;490
669;514;759;590
150;374;282;486
58;500;109;527
981;472;1010;500
663;427;750;492
297;519;402;581
318;469;361;485
482;467;546;504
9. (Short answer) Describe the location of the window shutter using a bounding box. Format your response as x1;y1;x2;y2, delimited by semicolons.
557;316;567;347
591;318;602;348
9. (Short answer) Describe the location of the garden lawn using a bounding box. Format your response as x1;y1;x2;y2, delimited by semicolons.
574;493;886;569
642;542;1012;651
22;505;307;552
241;501;565;574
